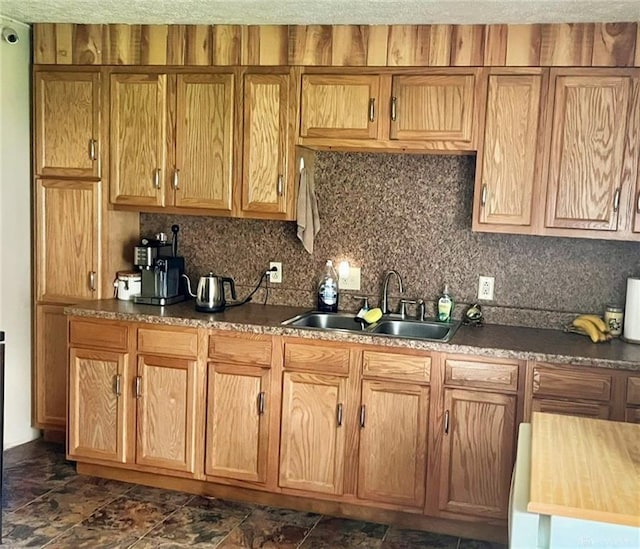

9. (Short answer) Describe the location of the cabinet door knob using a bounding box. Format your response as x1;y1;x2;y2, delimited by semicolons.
391;96;398;122
277;175;284;196
336;403;343;427
481;184;488;206
368;98;376;122
444;410;450;434
613;187;621;212
359;405;366;428
153;168;161;189
257;391;265;415
114;374;121;397
88;139;97;161
89;271;96;291
173;169;180;190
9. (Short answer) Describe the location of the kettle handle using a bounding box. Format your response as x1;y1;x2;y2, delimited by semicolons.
223;277;236;300
181;273;196;298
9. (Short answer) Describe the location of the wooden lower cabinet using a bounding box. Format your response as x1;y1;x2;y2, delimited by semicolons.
205;363;270;483
35;304;69;429
135;354;200;473
438;388;516;519
68;347;128;463
279;370;347;495
357;379;429;507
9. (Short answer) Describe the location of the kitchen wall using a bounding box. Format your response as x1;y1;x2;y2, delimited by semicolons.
142;152;640;329
0;19;39;448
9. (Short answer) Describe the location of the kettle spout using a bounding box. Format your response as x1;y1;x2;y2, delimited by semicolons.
181;273;196;298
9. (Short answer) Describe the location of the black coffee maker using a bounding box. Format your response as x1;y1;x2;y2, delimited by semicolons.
133;225;185;306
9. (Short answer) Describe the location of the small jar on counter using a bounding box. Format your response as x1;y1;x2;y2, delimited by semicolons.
604;305;624;337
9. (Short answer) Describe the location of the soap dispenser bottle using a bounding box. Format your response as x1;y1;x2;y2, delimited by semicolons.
437;284;454;322
317;260;339;313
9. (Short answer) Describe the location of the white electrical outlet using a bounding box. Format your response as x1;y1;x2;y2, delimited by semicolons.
269;262;282;283
478;276;495;301
339;266;361;291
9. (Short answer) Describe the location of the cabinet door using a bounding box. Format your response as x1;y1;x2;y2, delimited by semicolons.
174;73;234;211
34;71;100;178
625;407;640;423
633;166;640;234
532;398;610;419
474;72;544;230
439;389;516;519
36;179;99;301
136;355;198;473
68;347;128;463
241;73;290;215
390;74;475;144
110;73;167;206
357;380;429;507
545;73;632;231
300;75;379;139
279;371;347;495
205;364;270;483
34;304;68;429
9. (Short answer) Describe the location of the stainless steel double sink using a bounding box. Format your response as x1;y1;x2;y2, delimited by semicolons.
282;311;460;342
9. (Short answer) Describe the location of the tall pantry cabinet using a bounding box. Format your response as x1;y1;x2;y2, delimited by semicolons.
33;68;138;433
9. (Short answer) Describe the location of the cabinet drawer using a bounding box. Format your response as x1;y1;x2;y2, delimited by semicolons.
532;364;611;402
69;320;128;351
444;358;519;392
626;377;640;405
284;342;350;374
137;327;198;358
209;333;272;367
362;350;431;383
625;407;640;423
532;398;610;420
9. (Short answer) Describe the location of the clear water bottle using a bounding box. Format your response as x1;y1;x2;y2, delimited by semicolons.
317;260;339;313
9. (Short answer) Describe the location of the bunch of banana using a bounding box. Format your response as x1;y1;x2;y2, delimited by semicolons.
571;314;612;343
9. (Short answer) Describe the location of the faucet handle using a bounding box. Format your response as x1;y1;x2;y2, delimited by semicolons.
399;298;418;319
352;295;370;310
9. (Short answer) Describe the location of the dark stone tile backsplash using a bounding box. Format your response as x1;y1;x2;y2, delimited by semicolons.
141;153;640;329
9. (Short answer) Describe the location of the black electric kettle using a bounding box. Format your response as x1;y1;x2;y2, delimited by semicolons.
182;273;236;313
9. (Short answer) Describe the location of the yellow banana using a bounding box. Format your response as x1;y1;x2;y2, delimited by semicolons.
575;314;608;333
572;317;602;343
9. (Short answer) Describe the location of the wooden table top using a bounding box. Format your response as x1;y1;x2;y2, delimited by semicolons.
528;412;640;527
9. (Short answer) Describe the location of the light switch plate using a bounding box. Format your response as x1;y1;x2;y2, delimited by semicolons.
339;266;361;291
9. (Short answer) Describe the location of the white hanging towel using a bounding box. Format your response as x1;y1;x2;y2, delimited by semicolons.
296;153;320;254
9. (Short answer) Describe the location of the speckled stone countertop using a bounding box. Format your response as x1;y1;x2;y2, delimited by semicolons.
65;300;640;372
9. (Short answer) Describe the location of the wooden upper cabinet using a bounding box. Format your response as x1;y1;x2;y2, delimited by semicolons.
545;71;633;231
35;71;100;178
300;74;380;139
439;388;516;519
357;380;429;508
389;73;475;145
174;73;234;211
135;354;199;474
110;73;167;206
68;347;128;463
36;179;100;302
241;73;290;216
473;71;545;232
205;363;270;483
279;371;347;495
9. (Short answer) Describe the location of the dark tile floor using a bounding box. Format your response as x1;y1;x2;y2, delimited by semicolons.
1;439;506;548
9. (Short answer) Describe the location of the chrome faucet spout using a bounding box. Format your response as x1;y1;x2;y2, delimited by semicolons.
381;270;404;315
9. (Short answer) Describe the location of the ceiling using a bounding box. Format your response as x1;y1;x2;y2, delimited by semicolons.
1;0;639;25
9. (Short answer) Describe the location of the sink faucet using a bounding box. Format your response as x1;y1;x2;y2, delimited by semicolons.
381;270;404;315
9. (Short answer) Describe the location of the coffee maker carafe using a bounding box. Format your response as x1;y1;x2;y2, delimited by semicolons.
133;225;186;306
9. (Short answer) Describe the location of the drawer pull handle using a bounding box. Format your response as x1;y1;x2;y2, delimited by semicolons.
135;376;142;399
257;391;265;415
391;96;397;122
89;271;96;292
336;403;343;427
481;184;488;206
444;410;450;434
368;98;375;122
114;374;121;397
359;405;366;428
277;175;283;196
153;168;161;189
88;139;97;161
173;169;180;190
613;188;621;212
636;191;640;214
